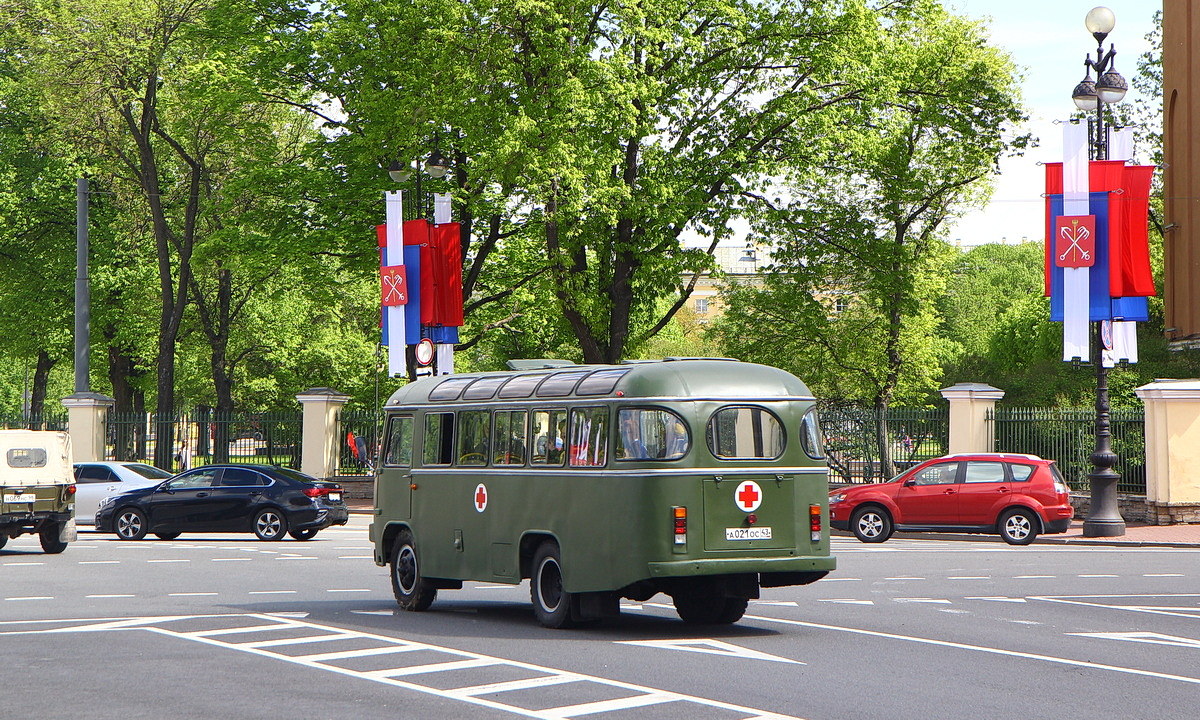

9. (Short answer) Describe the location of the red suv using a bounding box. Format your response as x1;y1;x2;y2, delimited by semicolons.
829;453;1074;545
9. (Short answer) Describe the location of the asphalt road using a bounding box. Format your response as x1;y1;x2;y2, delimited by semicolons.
2;518;1198;720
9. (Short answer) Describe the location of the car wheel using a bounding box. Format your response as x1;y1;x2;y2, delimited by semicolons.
253;509;288;541
390;529;436;611
999;508;1038;545
154;532;181;540
851;506;893;543
531;541;574;629
288;528;319;541
673;594;748;624
0;534;7;550
115;508;148;541
39;522;68;554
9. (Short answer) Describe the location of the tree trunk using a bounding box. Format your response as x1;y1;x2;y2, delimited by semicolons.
30;350;54;429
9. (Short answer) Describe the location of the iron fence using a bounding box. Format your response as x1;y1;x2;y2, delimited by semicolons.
820;401;948;484
106;410;303;472
0;412;69;431
338;409;381;477
991;407;1146;494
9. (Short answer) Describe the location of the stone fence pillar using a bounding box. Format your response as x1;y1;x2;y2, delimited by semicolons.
61;391;115;463
296;388;350;480
1135;379;1200;524
939;383;1005;455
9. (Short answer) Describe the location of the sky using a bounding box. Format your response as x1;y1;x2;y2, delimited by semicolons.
944;0;1161;247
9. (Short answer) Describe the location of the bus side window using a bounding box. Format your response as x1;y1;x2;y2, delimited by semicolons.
569;407;608;467
493;410;527;465
423;412;455;466
384;415;414;467
457;410;490;466
531;410;566;466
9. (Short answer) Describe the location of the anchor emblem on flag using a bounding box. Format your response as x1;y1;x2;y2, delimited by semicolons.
1054;215;1096;269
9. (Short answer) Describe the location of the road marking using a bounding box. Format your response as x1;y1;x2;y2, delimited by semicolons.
107;613;808;719
3;562;44;566
326;589;371;593
4;596;53;601
966;596;1028;603
1070;631;1200;649
1014;575;1056;579
885;577;926;580
1144;573;1184;577
818;599;874;605
1035;594;1200;621
86;594;135;599
894;598;952;604
751;601;799;607
617;637;804;665
248;590;297;595
79;560;120;565
169;593;218;597
274;556;318;561
1078;574;1119;578
948;576;990;580
817;577;861;582
338;556;374;559
741;612;1200;686
212;558;252;562
147;559;190;564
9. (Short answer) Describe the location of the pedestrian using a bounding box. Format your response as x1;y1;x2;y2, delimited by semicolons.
175;437;192;471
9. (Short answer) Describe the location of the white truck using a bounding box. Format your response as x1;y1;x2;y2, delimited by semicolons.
0;430;77;553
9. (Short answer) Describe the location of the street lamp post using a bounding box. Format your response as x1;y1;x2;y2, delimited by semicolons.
1070;6;1127;537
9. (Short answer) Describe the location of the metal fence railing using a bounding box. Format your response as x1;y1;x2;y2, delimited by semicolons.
338;409;381;477
991;407;1146;494
0;412;69;431
106;410;303;473
820;402;949;485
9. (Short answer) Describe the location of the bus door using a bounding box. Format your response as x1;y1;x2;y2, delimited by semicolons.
380;415;415;519
702;405;796;551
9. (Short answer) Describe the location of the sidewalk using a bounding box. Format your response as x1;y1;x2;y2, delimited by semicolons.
350;497;1198;547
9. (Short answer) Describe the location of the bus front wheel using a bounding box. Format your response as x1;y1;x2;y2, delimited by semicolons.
391;530;436;611
531;541;575;629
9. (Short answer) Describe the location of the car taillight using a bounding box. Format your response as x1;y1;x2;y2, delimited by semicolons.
303;487;330;498
1054;479;1070;495
672;506;687;545
66;484;77;496
809;503;822;543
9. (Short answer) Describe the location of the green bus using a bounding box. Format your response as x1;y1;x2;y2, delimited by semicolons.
369;358;835;628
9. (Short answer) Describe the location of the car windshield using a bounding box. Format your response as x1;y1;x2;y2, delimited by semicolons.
124;463;173;479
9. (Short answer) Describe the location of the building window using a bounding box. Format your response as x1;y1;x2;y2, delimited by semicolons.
833;297;848;314
695;297;709;314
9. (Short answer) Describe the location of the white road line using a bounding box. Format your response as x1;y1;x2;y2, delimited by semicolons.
326;589;371;593
447;674;581;698
894;598;952;604
5;596;53;601
169;593;219;597
817;577;861;582
818;599;874;605
79;560;120;565
885;577;926;580
248;590;297;595
274;556;318;561
86;594;135;599
966;596;1028;603
1014;575;1056;579
3;562;44;566
186;623;296;638
212;558;252;562
746;611;1200;686
948;576;990;580
338;556;374;559
147;559;190;564
1078;574;1119;578
242;634;359;650
1144;573;1185;577
537;692;677;719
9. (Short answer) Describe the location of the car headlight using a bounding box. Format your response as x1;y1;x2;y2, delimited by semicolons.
829;493;846;505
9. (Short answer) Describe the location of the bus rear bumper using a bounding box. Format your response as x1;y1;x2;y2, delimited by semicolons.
647;555;836;578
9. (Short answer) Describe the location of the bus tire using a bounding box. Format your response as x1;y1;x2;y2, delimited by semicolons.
39;522;68;554
673;594;748;624
531;541;574;629
391;530;436;611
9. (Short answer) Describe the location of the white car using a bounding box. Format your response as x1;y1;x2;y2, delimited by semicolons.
72;462;174;525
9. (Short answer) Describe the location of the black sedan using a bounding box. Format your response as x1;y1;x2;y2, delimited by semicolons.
94;464;349;541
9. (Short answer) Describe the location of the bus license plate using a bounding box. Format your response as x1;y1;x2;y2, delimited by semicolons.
3;493;34;503
725;527;772;541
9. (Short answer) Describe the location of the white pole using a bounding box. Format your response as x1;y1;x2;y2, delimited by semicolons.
385;190;407;377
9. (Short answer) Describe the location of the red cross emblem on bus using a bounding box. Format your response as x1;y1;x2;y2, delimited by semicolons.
735;481;763;512
474;483;488;513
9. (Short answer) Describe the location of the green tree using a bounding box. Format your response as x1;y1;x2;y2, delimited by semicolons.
715;1;1028;476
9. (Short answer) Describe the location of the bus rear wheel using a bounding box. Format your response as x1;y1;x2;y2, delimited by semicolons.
39;522;68;554
391;530;436;611
673;594;748;624
531;541;575;629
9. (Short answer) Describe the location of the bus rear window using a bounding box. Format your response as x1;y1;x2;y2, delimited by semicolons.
706;406;785;460
6;448;47;468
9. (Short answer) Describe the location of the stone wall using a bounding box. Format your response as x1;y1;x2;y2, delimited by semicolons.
1069;492;1150;523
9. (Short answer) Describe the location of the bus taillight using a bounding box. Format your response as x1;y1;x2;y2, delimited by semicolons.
809;504;822;543
672;506;687;545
